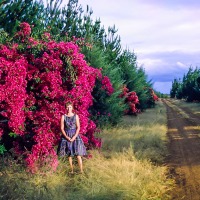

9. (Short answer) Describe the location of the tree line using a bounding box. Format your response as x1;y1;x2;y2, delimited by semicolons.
170;67;200;101
0;0;161;170
0;0;159;126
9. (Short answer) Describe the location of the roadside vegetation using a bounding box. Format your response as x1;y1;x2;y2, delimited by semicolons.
0;0;160;172
0;101;174;200
165;98;200;119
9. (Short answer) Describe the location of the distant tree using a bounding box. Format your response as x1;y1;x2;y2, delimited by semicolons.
170;67;200;101
170;78;182;98
182;67;200;101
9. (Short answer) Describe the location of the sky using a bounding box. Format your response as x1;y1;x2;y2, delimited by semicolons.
63;0;200;94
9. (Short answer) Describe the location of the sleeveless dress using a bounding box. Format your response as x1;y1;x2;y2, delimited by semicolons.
58;114;87;157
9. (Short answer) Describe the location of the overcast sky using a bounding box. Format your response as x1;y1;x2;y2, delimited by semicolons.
63;0;200;94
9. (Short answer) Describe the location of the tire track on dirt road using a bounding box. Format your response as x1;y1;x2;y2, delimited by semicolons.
163;99;200;200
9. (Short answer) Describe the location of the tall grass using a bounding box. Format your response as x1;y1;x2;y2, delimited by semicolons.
0;101;174;200
170;99;200;115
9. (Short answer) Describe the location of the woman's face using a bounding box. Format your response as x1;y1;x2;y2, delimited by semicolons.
66;104;73;112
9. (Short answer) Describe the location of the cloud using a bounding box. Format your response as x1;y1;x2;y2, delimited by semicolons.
139;51;200;66
176;61;186;68
138;0;200;9
138;51;200;83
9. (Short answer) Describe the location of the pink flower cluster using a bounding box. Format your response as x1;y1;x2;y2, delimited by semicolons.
0;47;27;135
101;76;114;95
120;85;140;114
15;22;32;39
0;23;112;172
149;88;159;101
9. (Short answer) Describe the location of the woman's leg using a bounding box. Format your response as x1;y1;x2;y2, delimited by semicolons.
77;156;83;173
68;156;74;173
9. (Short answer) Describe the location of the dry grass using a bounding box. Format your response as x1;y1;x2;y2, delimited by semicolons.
163;99;190;119
0;100;174;200
174;99;200;115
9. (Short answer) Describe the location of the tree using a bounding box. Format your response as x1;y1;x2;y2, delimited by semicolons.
0;0;45;36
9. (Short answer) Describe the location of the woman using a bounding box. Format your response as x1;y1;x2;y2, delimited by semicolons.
58;102;86;174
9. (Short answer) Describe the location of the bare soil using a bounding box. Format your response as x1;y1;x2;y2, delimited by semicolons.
163;99;200;200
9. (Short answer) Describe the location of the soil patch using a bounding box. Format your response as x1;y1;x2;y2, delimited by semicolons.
163;99;200;200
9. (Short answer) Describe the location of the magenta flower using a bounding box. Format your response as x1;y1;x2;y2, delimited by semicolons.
0;22;114;172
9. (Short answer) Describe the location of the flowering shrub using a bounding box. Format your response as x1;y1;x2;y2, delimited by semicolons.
0;22;113;172
120;85;140;114
101;76;114;95
149;88;159;101
146;88;159;107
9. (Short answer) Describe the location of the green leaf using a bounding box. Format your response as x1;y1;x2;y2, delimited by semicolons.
9;132;18;138
0;144;7;155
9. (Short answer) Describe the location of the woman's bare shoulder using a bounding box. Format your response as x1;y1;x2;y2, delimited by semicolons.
75;114;79;119
61;114;65;119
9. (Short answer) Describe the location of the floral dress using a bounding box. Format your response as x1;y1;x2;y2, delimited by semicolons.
58;114;87;157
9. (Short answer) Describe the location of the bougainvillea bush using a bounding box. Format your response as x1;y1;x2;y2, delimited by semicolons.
146;88;159;108
0;22;114;172
120;85;140;114
150;88;159;101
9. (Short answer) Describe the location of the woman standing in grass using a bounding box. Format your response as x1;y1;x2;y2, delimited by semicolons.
58;102;86;174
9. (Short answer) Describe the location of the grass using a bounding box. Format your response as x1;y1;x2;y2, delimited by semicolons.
172;99;200;116
0;100;174;200
163;99;190;119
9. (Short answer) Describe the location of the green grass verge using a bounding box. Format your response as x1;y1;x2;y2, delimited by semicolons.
0;100;174;200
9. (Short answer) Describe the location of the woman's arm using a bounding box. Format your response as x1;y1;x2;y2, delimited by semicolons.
70;114;80;142
60;115;70;141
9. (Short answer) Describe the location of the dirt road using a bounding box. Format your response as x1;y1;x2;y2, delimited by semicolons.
163;99;200;200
